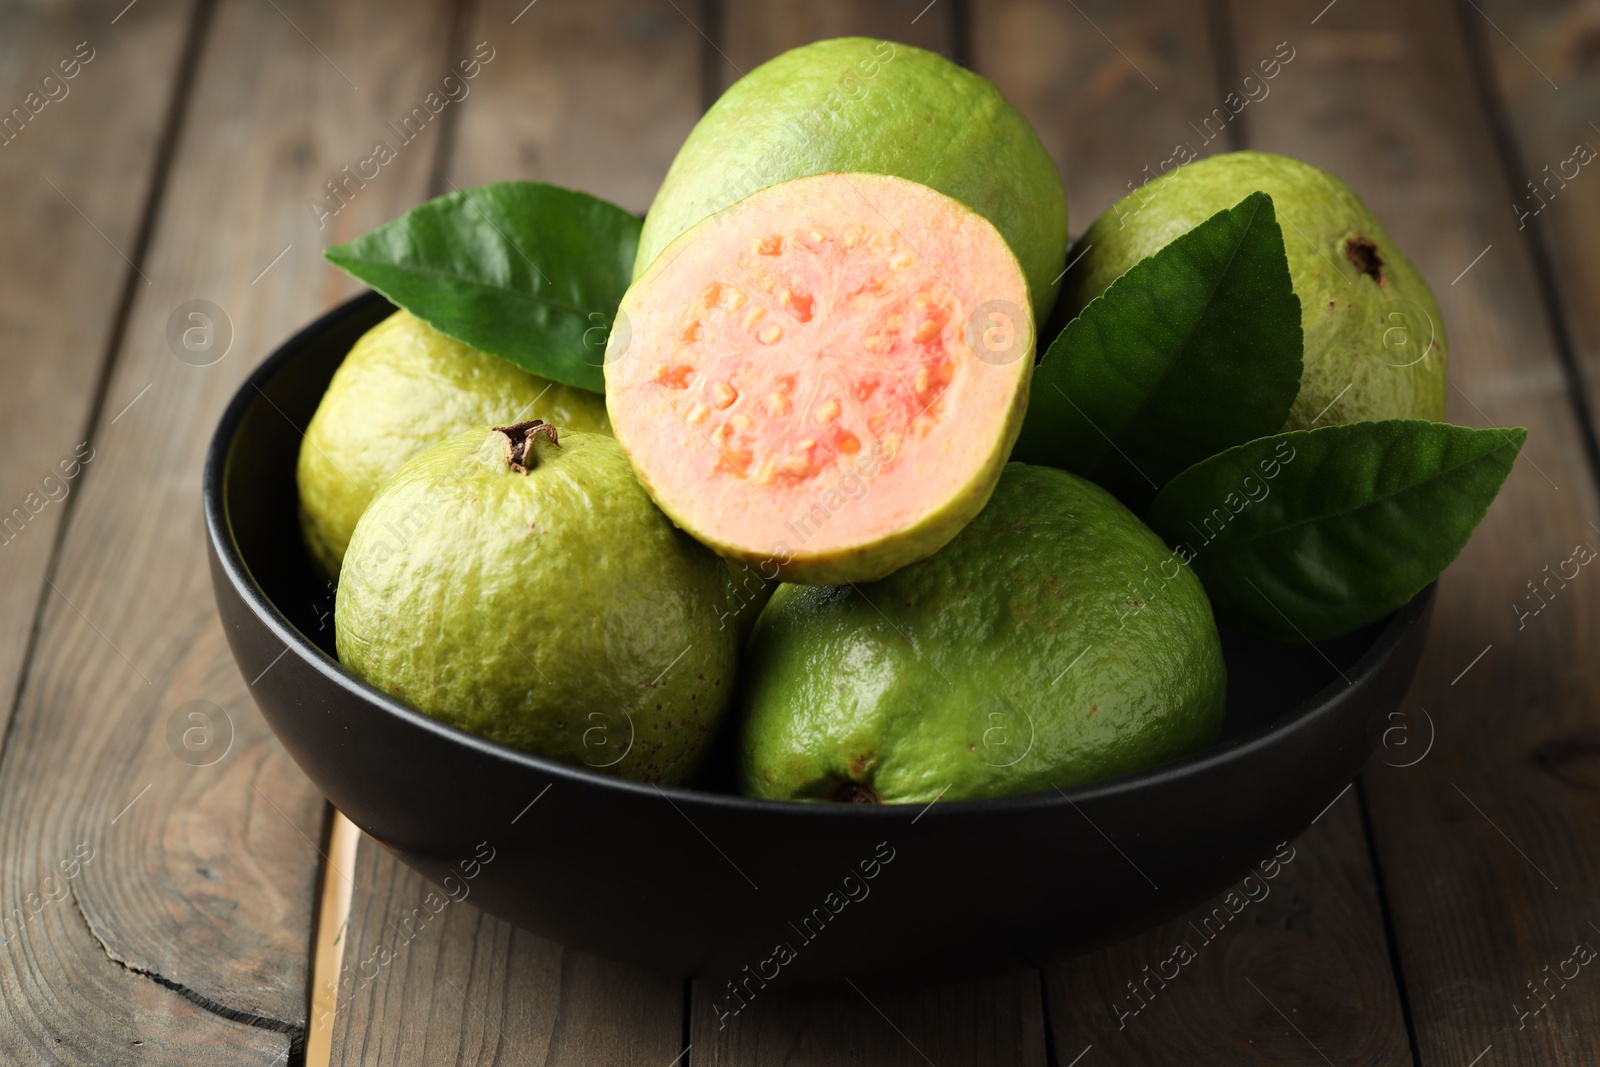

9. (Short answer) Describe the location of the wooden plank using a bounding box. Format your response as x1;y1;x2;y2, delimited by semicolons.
0;0;460;1061
330;836;682;1067
1045;800;1412;1063
717;0;954;94
1465;1;1600;426
0;1;189;750
693;971;1047;1067
685;7;1044;1066
327;1;705;1063
447;0;707;214
306;813;361;1066
972;1;1418;1061
971;0;1234;235
1226;1;1600;1063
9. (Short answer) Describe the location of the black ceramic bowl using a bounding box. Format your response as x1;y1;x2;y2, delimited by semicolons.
204;291;1434;983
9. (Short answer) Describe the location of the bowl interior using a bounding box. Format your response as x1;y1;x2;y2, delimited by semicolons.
221;296;384;664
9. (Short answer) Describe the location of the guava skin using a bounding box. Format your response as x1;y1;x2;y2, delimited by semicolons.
335;425;739;786
635;37;1068;322
736;463;1227;803
1062;151;1447;430
297;310;610;579
723;558;777;644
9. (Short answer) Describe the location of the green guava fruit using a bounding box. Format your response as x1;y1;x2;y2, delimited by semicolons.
635;36;1067;321
1062;151;1446;430
335;421;738;785
723;557;777;643
737;463;1227;804
607;172;1035;586
297;310;610;579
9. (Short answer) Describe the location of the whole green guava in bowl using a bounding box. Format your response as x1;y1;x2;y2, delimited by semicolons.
737;463;1227;803
297;310;610;578
335;421;739;785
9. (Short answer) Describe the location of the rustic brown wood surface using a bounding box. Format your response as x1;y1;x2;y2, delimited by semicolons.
0;0;459;1061
449;0;708;214
717;0;955;94
331;834;683;1067
1230;1;1600;1065
2;1;1598;1065
1470;0;1600;422
972;0;1232;237
0;0;193;758
1043;800;1415;1065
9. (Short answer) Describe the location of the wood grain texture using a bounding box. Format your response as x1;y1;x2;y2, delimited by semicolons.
974;1;1416;1061
330;839;682;1067
1045;798;1412;1065
718;0;955;94
1467;0;1600;422
0;0;458;1061
0;0;190;751
306;812;361;1066
1228;0;1600;1062
326;2;707;1063
693;971;1047;1067
5;2;1583;1064
970;0;1234;234
450;0;708;214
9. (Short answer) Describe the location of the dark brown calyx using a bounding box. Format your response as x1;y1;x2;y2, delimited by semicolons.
492;420;560;473
1344;235;1385;285
831;780;881;804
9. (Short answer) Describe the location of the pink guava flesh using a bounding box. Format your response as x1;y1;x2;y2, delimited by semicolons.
607;173;1033;584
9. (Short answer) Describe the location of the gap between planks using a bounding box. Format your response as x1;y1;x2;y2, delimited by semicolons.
306;811;362;1067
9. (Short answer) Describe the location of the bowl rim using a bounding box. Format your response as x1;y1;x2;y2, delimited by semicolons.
204;289;1433;822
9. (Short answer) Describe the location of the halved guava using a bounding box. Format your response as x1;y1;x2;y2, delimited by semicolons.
636;38;1067;322
606;173;1034;585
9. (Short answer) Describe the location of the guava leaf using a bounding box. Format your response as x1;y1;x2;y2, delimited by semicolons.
1013;191;1302;511
324;181;640;394
1145;420;1525;643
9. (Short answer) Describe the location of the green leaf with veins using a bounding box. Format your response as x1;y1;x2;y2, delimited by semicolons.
324;181;640;393
1145;420;1525;642
1014;191;1303;511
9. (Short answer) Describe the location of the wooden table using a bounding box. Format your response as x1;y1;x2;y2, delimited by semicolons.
1;0;1596;1063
